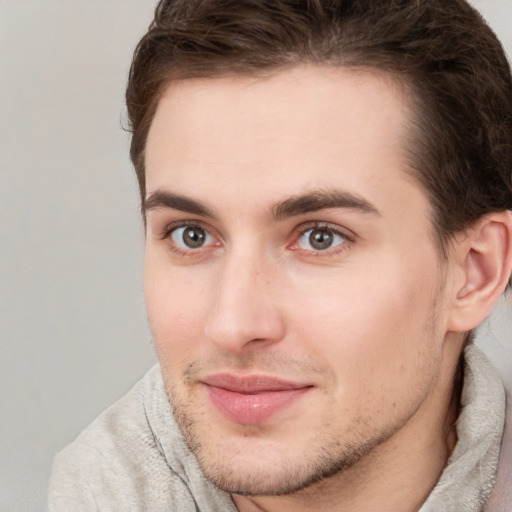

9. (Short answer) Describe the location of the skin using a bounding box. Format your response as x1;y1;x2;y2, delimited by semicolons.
143;66;467;512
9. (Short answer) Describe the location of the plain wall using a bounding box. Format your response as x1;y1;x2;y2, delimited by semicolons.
1;1;511;510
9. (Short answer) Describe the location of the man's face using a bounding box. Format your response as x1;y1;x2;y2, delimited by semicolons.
144;66;455;495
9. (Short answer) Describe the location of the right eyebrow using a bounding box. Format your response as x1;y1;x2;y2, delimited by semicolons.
144;190;215;218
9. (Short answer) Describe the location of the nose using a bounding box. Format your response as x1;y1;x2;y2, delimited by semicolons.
204;252;286;353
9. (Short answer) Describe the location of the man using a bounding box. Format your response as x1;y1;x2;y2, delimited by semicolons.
48;0;512;510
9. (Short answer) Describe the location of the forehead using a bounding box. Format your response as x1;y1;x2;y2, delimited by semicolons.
145;65;424;219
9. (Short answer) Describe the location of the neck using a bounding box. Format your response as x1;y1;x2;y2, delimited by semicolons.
233;345;463;512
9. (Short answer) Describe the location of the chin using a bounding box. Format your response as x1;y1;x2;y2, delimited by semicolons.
180;415;390;497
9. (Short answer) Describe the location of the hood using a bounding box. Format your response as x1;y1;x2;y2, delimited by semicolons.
476;297;512;511
486;378;512;510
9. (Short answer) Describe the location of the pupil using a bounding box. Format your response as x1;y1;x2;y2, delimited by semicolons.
309;229;333;250
183;227;205;248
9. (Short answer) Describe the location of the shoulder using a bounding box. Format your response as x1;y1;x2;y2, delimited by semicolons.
48;366;198;511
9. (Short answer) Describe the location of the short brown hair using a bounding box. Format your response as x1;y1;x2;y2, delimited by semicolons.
126;0;512;249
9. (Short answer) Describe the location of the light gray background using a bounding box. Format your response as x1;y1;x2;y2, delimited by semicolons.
1;1;511;510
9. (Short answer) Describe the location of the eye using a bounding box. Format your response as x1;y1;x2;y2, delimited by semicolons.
170;225;215;249
297;227;347;251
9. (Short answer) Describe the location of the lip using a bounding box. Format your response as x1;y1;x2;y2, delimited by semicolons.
201;374;312;424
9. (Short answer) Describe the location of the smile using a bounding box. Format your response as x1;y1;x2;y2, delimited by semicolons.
201;375;313;424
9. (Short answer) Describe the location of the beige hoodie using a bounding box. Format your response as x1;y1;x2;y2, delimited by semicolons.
48;345;509;512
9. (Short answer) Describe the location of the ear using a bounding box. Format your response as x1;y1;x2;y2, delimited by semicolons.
447;211;512;332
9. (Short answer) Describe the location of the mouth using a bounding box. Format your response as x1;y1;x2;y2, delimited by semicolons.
201;374;313;424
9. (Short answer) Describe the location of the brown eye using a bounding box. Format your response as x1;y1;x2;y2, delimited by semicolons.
298;227;346;251
309;229;334;250
171;226;211;249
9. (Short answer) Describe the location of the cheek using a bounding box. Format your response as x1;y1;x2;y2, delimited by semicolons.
287;262;442;398
144;258;212;365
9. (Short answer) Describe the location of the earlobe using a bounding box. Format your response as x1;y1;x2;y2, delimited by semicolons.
448;211;512;332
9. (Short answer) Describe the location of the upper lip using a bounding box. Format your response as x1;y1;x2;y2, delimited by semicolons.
201;374;312;394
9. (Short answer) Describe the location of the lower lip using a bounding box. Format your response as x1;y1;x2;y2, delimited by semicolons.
205;385;310;424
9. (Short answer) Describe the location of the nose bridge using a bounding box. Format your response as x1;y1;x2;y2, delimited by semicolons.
204;246;284;352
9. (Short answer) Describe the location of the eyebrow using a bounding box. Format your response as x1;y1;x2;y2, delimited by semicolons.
144;190;215;218
269;190;380;220
144;188;380;220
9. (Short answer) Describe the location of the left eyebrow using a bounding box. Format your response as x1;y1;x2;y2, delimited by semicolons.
269;190;381;221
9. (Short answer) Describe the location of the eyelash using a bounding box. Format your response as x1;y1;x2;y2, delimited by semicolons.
159;220;217;258
291;221;353;258
159;220;354;258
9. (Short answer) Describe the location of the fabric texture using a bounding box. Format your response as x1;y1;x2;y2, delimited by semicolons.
48;345;506;512
419;345;505;512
